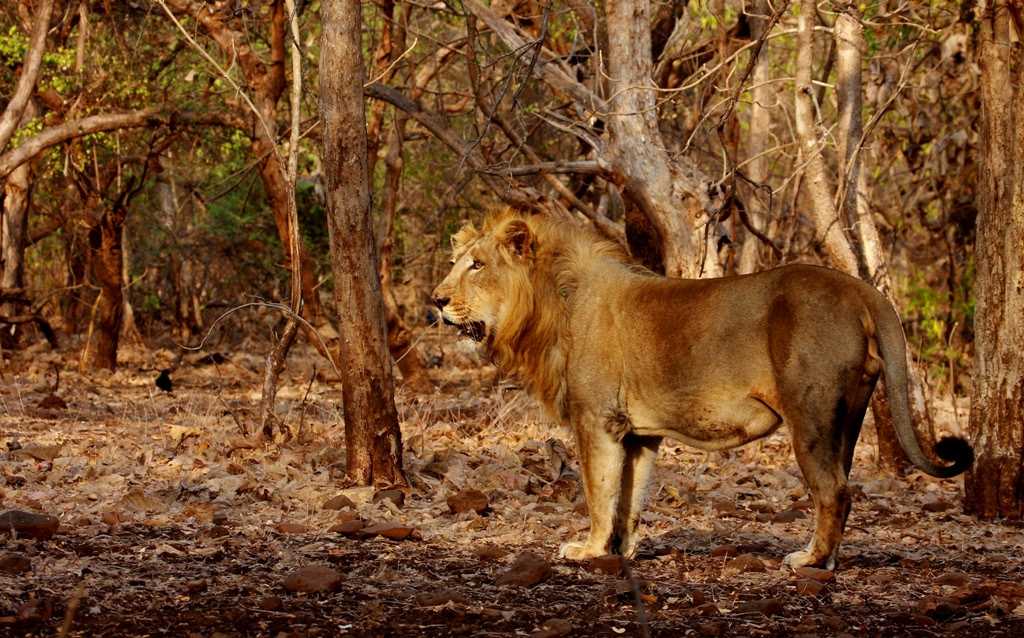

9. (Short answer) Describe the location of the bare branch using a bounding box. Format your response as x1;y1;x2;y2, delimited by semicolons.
0;0;55;152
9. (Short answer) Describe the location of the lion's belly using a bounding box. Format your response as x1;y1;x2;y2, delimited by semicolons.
628;393;783;451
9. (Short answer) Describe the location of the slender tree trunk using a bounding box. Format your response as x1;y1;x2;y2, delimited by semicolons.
964;0;1024;520
81;208;127;370
738;0;773;275
321;0;405;486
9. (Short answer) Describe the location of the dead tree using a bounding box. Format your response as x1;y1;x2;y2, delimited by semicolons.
964;0;1024;520
320;0;405;486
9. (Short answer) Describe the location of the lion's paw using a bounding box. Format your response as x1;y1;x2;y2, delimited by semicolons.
783;549;835;571
559;541;603;561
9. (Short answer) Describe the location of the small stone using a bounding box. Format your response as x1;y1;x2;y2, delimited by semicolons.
0;510;59;540
373;489;406;508
795;566;835;583
922;497;954;513
710;544;740;558
589;554;625;576
36;395;67;411
532;618;573;638
257;595;283;611
447;489;490;515
693;603;721;617
936;571;970;587
497;552;551;587
362;522;419;540
283;565;343;593
323;494;357;511
328;519;366;536
0;552;31;574
276;522;309;535
415;589;469;607
916;596;964;621
475;543;508;561
734;598;785;616
771;509;807;523
183;580;208;595
796;579;826;596
723;553;766;575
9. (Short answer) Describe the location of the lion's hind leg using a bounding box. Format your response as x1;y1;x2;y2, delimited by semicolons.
613;435;662;558
784;380;873;571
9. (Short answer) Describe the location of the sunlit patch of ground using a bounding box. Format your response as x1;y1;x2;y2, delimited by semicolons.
1;339;1023;636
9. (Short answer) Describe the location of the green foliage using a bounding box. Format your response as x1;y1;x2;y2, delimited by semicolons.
0;26;27;66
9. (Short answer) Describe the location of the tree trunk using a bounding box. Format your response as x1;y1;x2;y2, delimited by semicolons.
81;209;127;371
793;0;858;274
320;0;406;486
964;0;1024;520
737;0;773;275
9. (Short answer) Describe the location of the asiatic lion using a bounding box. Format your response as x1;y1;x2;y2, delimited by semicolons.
432;209;973;570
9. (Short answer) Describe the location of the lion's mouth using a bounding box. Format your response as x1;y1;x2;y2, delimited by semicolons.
443;317;487;342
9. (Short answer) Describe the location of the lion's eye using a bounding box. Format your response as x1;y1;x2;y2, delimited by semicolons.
470;260;485;271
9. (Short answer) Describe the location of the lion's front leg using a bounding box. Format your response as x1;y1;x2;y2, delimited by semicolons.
560;420;625;561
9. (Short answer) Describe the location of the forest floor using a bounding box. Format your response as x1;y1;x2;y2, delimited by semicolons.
1;334;1023;637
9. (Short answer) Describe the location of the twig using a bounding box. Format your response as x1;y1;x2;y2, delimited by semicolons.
622;558;651;638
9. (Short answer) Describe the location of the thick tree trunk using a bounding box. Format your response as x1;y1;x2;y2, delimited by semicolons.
81;209;127;371
321;0;406;486
964;0;1024;520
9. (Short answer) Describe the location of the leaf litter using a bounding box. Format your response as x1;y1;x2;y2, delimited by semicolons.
1;339;1023;636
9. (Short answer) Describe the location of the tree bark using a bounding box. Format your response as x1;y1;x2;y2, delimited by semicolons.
0;0;53;153
964;0;1024;520
81;207;127;371
793;0;858;274
321;0;406;486
737;0;773;275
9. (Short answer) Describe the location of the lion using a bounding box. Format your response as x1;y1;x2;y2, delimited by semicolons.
432;209;973;570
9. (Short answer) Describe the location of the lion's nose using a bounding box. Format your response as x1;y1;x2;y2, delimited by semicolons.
433;296;450;309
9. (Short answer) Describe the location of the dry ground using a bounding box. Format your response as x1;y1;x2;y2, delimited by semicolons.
1;336;1023;637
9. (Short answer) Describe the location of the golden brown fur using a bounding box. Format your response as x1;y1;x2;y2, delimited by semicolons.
433;210;972;570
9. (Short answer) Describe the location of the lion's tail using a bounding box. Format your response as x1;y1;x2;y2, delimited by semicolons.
871;294;973;478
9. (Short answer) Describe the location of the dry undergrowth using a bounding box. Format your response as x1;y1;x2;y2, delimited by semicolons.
1;336;1023;637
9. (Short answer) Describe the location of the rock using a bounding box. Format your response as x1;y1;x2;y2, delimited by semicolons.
0;510;59;540
329;519;366;536
323;494;357;511
589;554;625;576
771;508;807;523
796;579;826;596
922;496;954;513
0;552;31;574
36;395;67;411
693;603;721;616
795;566;835;583
916;596;964;621
475;543;509;561
373;489;406;508
710;544;740;558
734;598;785;616
532;618;573;638
497;552;551;587
11;444;61;461
276;522;309;535
723;553;766;575
257;595;283;611
362;522;419;540
936;571;970;587
183;580;208;595
341;486;375;505
283;565;343;593
415;589;469;607
447;489;490;515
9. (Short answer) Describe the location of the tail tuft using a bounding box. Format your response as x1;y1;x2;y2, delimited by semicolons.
934;436;974;475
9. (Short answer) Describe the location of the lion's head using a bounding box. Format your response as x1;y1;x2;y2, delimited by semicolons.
431;214;537;347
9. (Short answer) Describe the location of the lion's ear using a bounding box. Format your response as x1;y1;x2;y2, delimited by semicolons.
450;223;479;252
502;219;534;259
